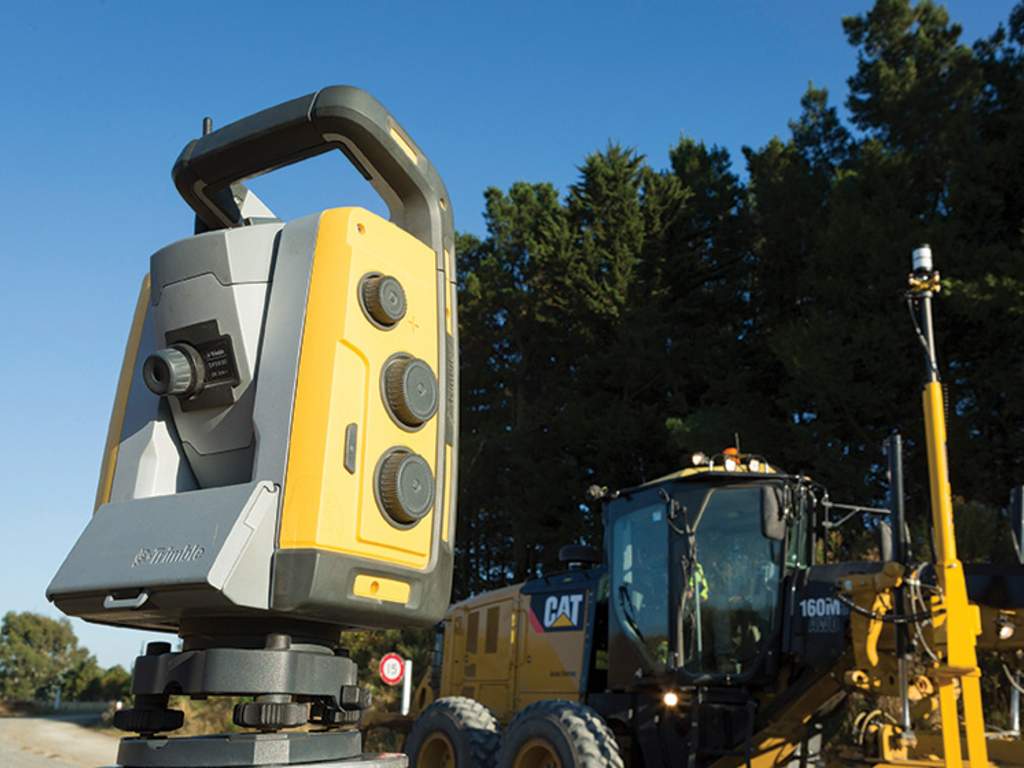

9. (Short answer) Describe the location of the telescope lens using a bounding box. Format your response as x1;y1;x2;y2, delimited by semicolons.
143;346;202;397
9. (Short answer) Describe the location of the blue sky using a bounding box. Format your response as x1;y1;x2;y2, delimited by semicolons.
0;0;1014;668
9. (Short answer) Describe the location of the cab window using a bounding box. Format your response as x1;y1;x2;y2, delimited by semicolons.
610;501;669;670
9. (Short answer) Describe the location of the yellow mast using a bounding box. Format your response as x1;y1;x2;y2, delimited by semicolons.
908;245;989;767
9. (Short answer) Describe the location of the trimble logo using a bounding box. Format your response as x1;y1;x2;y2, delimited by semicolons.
131;544;206;568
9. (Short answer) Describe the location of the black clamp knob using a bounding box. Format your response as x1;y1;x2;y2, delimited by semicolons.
384;356;438;427
360;274;406;327
113;702;184;735
377;449;434;525
233;700;309;732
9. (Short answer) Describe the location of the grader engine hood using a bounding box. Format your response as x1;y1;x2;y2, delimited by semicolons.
437;566;603;718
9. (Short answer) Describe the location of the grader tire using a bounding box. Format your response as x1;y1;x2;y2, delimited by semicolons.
404;696;500;768
497;700;624;768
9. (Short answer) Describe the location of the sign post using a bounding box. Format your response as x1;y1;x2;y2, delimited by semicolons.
379;652;414;716
401;660;414;716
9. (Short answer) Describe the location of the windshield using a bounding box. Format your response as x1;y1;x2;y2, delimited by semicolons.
681;485;782;676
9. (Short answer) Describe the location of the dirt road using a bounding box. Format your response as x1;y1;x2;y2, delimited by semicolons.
0;714;118;768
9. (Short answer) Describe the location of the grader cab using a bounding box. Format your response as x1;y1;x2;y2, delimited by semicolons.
401;456;886;766
402;452;1024;767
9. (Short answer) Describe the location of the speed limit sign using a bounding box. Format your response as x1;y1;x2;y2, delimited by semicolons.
379;652;405;686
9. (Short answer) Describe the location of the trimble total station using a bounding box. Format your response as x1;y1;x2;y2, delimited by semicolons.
47;87;457;767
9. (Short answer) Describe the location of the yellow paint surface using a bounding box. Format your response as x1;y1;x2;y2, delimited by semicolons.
279;208;444;569
353;574;411;604
95;274;150;511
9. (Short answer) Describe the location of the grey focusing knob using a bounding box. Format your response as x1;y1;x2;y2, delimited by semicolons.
142;345;203;397
384;356;438;427
361;274;406;327
377;450;434;525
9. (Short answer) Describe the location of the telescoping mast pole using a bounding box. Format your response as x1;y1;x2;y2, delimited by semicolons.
906;244;989;767
886;432;915;745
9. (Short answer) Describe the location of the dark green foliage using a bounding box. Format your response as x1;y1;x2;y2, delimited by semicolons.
453;0;1024;593
0;611;124;702
81;664;132;702
343;628;435;715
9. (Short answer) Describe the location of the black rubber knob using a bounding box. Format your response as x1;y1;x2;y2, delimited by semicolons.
377;450;434;525
384;356;438;427
146;641;172;656
113;706;184;735
361;274;406;327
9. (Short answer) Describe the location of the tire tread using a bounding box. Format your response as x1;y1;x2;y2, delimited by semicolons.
405;696;500;767
498;700;624;768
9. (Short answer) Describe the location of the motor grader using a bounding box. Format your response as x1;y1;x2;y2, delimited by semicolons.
392;247;1024;767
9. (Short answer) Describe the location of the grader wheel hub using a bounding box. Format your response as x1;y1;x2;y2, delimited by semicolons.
512;737;563;768
417;731;456;768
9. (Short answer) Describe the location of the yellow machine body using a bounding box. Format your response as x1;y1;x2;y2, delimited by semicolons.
436;581;591;718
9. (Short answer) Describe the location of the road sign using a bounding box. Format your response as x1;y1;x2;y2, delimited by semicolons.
379;652;405;686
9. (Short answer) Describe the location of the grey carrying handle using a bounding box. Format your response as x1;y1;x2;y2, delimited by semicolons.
172;86;453;261
103;591;149;610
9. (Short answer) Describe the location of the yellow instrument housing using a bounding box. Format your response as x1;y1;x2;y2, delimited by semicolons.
49;86;458;638
280;207;443;570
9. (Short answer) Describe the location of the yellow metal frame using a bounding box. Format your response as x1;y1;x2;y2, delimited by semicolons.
921;382;988;767
852;267;996;766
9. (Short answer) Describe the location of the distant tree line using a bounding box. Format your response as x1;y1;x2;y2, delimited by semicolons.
453;0;1024;595
0;611;130;703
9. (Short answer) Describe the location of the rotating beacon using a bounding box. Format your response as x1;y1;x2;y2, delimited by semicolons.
46;86;458;768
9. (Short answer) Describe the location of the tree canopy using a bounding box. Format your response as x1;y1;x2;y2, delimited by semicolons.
0;611;130;703
453;0;1024;592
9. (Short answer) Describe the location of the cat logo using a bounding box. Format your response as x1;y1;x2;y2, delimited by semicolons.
527;589;588;634
543;592;584;630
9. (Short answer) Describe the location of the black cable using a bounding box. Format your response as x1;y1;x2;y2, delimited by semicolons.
906;296;939;378
834;592;941;624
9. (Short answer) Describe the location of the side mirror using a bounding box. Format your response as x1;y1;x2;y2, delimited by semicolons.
1011;487;1024;565
761;486;787;541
